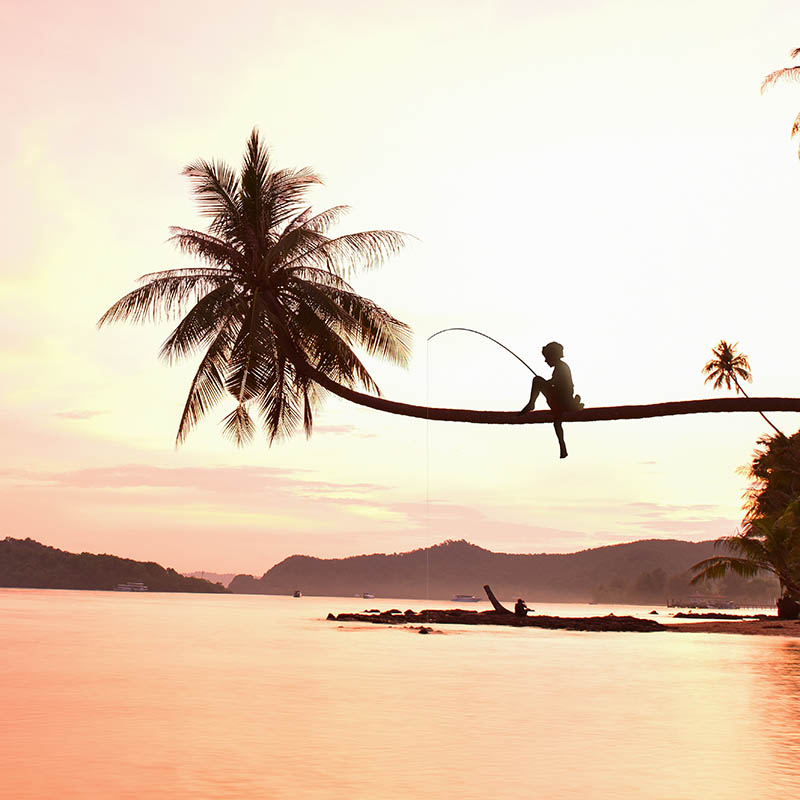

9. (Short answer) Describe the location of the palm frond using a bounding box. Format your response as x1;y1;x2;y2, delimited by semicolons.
264;227;331;275
98;273;228;327
288;300;381;394
690;555;765;584
298;205;351;234
761;66;800;93
288;278;412;367
265;166;323;230
792;112;800;138
255;356;304;442
136;266;233;282
221;403;256;447
224;295;276;404
159;285;241;364
167;227;246;272
239;129;273;245
181;158;243;243
175;315;241;445
287;229;410;277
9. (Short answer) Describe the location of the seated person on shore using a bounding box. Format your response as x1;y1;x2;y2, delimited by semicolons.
514;598;530;617
520;341;583;459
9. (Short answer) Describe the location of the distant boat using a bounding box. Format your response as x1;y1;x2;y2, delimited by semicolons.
355;592;376;599
452;594;480;602
114;581;148;592
292;590;302;597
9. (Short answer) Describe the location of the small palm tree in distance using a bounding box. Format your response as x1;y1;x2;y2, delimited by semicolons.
702;340;784;437
761;47;800;159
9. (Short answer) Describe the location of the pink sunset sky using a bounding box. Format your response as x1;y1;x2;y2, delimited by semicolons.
2;0;800;574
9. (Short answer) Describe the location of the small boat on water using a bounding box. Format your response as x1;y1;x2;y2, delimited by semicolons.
292;590;302;597
114;581;148;592
355;592;376;599
452;594;480;602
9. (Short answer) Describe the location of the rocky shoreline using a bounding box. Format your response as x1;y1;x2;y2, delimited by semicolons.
327;607;800;637
327;608;665;632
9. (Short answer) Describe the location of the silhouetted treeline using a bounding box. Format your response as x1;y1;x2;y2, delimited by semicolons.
229;538;776;603
0;538;230;593
591;567;777;605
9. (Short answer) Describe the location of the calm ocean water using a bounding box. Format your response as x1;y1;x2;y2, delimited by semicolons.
4;588;800;800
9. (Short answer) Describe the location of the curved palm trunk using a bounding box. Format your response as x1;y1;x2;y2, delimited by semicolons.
305;365;800;425
733;379;785;437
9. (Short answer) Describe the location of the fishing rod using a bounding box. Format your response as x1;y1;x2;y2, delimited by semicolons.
426;327;540;377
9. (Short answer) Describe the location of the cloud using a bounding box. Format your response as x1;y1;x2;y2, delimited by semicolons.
312;424;376;438
619;501;736;538
625;501;719;516
0;463;386;497
53;409;106;420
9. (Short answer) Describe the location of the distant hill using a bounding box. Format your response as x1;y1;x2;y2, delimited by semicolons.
229;538;778;604
0;538;230;593
184;571;236;588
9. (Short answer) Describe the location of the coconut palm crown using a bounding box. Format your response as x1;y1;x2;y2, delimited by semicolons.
761;47;800;159
702;340;783;437
702;340;752;393
99;129;412;445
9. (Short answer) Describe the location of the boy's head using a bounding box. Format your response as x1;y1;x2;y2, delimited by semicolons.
542;341;564;365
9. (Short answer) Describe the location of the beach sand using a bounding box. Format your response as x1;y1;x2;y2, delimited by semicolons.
670;618;800;637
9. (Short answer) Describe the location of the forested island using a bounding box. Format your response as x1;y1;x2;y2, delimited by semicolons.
0;538;230;593
2;536;778;603
229;538;777;604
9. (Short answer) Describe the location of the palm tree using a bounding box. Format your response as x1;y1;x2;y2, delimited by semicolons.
761;47;800;159
702;340;784;436
99;131;800;445
690;500;800;618
100;129;414;445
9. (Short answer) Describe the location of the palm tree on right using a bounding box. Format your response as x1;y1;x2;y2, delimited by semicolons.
691;500;800;618
702;340;784;437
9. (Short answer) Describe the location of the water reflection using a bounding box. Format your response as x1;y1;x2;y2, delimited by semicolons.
749;640;800;785
4;590;800;799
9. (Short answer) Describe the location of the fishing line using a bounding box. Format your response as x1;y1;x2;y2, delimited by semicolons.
424;326;538;602
427;327;540;378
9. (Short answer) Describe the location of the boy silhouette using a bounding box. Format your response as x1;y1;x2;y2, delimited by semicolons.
520;341;582;458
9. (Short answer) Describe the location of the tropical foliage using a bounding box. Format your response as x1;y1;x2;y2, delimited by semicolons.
742;430;800;520
99;129;412;444
761;47;800;159
692;430;800;617
690;500;800;601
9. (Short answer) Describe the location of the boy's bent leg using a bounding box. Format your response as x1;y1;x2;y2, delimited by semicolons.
521;376;547;413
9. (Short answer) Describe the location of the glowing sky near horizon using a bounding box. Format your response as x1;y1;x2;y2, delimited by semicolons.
2;0;800;574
